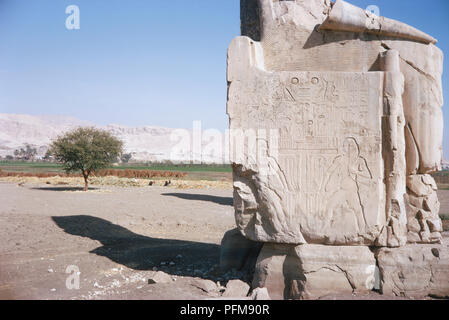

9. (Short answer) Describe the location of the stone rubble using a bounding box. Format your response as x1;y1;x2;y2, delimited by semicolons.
147;271;173;284
222;279;250;298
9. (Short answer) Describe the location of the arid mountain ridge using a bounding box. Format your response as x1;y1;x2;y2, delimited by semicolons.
0;113;227;163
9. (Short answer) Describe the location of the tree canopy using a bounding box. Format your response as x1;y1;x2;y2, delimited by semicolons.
48;127;123;191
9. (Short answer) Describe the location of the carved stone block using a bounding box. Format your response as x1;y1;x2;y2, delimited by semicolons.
252;243;376;300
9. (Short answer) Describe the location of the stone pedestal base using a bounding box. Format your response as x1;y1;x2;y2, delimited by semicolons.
376;235;449;298
252;243;377;300
219;229;449;299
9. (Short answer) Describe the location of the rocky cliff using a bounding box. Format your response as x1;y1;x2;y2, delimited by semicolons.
0;113;227;163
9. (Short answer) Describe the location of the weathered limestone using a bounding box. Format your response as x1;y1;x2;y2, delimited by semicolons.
250;287;271;300
406;174;443;244
241;0;444;175
376;236;449;298
225;0;446;299
231;0;444;247
191;279;219;294
252;243;376;300
319;0;437;44
147;271;173;284
228;32;407;247
377;50;408;247
222;279;251;298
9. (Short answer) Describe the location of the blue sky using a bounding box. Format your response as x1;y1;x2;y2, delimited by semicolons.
0;0;448;157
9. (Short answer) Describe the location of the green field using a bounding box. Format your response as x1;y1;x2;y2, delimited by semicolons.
0;161;231;171
0;161;64;173
112;163;232;173
0;161;233;181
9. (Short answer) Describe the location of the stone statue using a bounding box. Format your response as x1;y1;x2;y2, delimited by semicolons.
223;0;447;299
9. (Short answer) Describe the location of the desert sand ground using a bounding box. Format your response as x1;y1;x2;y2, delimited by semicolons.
0;181;236;300
0;180;448;300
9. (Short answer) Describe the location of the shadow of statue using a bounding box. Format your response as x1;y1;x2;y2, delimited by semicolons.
51;215;223;280
162;193;233;206
32;187;99;192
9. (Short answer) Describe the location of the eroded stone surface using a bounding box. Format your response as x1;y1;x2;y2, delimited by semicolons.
406;175;442;244
191;279;218;294
229;0;444;246
229;37;394;246
222;279;250;298
241;0;443;175
227;0;445;300
252;243;376;300
376;236;449;298
250;287;271;300
147;271;173;284
251;244;293;300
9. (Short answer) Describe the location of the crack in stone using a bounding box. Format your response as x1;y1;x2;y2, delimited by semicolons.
400;57;436;83
405;124;423;175
305;265;356;291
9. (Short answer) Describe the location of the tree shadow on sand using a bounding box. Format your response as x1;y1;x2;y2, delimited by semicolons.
52;215;223;280
32;187;99;192
162;193;233;206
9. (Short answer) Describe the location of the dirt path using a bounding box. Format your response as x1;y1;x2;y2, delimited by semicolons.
0;182;236;300
1;182;448;300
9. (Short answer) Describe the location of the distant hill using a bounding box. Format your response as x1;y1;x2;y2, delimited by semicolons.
0;113;228;163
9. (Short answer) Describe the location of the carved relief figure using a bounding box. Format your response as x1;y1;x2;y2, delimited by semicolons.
322;137;373;233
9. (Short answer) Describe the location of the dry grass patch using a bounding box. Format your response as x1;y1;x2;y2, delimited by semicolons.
0;176;232;190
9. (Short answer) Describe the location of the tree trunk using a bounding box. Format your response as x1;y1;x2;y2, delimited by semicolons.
83;175;88;192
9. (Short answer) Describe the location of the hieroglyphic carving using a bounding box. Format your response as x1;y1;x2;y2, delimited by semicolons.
228;53;386;244
323;138;373;233
228;0;446;300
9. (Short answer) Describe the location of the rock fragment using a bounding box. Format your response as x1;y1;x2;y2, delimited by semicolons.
147;271;173;284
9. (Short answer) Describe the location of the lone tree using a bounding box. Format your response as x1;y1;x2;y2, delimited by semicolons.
48;127;123;191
